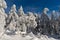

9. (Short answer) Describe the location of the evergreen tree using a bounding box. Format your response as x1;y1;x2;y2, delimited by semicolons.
0;0;7;35
5;4;18;35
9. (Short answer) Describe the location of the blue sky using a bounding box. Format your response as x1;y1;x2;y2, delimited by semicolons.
5;0;60;13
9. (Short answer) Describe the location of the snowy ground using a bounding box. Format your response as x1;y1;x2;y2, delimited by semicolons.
0;32;58;40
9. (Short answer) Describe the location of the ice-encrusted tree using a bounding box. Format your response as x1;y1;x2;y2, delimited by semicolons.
51;10;58;35
16;6;37;34
18;6;25;16
0;0;7;35
26;12;37;33
40;8;50;35
34;13;41;35
8;4;18;22
16;6;27;34
51;10;57;21
5;4;19;34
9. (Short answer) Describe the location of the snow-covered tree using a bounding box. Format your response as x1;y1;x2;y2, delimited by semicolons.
5;4;19;34
43;8;49;14
40;8;50;35
9;4;18;20
16;6;27;34
18;6;25;16
34;14;41;34
0;0;7;35
51;10;57;21
6;4;18;23
17;6;37;34
26;12;37;33
50;10;58;35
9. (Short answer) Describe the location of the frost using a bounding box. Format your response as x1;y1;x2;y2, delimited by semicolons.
5;4;18;35
0;0;59;40
43;8;49;14
18;6;24;16
0;0;7;37
0;0;7;8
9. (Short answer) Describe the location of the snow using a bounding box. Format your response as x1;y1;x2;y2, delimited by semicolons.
43;8;49;14
0;33;58;40
0;0;59;40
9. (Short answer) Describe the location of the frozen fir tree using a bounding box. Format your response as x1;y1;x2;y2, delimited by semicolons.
0;0;59;40
50;10;58;35
18;6;25;16
27;12;37;33
5;4;19;35
16;6;27;34
40;8;50;35
0;0;7;36
17;6;37;34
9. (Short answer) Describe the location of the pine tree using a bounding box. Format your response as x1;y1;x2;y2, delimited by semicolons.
26;12;37;33
40;8;50;35
0;0;7;36
16;6;27;34
51;10;58;35
18;6;25;16
5;4;18;35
